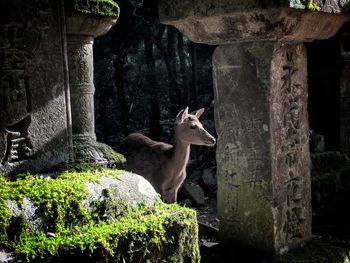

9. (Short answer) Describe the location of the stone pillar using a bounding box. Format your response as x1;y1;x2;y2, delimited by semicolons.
67;31;96;141
213;42;311;253
66;15;124;164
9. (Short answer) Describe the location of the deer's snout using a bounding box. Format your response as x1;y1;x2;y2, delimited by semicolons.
209;136;216;146
200;128;216;146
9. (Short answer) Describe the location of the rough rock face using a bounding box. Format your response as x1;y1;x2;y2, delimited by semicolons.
83;172;158;209
0;169;200;262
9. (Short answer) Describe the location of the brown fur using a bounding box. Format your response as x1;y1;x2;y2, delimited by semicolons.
119;107;216;203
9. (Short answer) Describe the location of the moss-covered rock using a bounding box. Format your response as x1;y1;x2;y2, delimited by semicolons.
65;0;120;17
73;138;126;169
0;169;200;262
273;241;350;263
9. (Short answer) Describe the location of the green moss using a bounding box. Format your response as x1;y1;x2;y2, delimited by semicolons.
273;241;350;263
306;0;320;11
65;0;120;17
289;0;320;11
0;169;200;262
73;139;126;169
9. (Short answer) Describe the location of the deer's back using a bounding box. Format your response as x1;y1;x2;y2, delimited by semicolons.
119;133;173;186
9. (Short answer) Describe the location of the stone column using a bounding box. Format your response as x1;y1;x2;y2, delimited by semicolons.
214;42;311;253
67;33;96;141
66;15;124;164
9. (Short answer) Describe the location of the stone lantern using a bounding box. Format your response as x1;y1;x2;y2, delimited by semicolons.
159;0;350;254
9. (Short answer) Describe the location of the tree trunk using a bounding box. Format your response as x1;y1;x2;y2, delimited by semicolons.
114;55;129;137
144;35;162;140
177;31;190;107
167;26;180;109
190;41;198;109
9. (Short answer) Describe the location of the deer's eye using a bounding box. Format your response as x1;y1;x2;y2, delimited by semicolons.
190;124;197;129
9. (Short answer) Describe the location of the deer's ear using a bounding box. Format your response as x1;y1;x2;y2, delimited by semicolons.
193;108;205;118
176;107;189;123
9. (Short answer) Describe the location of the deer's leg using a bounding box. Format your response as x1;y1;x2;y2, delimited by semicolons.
163;188;177;203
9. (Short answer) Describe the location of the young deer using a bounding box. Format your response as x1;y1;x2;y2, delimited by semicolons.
119;107;216;203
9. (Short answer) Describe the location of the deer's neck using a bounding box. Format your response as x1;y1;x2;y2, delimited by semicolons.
171;137;190;176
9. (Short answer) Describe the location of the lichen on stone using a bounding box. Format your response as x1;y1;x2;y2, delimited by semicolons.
64;0;120;17
289;0;320;11
73;138;126;169
0;169;200;262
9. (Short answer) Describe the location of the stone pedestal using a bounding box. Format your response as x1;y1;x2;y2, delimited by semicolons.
159;0;350;254
214;42;311;253
66;15;124;166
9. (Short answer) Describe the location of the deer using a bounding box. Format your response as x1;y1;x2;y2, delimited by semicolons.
119;107;216;203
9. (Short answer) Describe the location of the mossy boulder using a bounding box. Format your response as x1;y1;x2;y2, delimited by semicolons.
73;138;126;169
64;0;120;17
0;169;200;262
273;241;350;263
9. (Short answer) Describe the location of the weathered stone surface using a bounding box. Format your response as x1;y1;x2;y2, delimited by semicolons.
201;167;217;192
309;129;325;153
0;0;71;174
160;0;350;21
0;251;13;263
178;183;206;206
84;172;159;209
213;42;311;253
159;0;349;44
7;198;45;232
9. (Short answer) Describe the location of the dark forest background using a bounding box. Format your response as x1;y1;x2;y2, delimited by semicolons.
93;0;217;169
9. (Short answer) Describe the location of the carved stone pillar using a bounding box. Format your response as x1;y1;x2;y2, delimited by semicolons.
67;33;96;141
213;42;311;253
159;0;350;254
66;15;124;165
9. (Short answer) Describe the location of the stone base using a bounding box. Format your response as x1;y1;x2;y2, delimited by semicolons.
0;169;200;262
73;136;126;168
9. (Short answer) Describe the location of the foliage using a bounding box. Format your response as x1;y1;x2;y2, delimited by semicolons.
0;169;200;262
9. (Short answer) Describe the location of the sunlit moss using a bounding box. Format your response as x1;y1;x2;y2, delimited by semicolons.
306;0;320;11
64;0;120;17
0;169;200;262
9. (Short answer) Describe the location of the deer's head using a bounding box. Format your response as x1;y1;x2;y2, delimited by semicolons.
175;107;216;146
